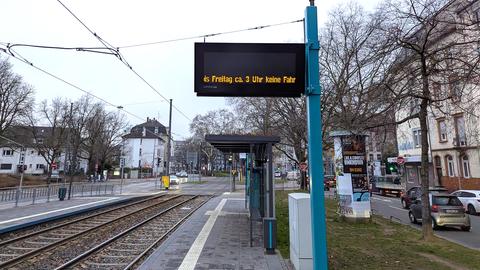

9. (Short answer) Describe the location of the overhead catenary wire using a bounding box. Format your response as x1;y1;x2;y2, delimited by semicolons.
118;19;304;49
56;0;192;122
1;50;182;142
1;47;157;129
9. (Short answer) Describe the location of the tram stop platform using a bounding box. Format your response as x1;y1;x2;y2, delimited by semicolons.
0;192;163;233
139;191;288;270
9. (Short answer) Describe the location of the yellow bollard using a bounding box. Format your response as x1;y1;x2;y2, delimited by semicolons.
162;175;170;190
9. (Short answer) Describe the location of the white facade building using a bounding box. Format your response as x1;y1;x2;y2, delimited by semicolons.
0;146;88;175
122;118;168;176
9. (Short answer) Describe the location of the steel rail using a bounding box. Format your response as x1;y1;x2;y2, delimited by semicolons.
55;195;203;270
0;194;167;246
123;195;214;270
0;194;185;269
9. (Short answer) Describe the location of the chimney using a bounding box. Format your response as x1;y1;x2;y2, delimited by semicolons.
147;117;150;122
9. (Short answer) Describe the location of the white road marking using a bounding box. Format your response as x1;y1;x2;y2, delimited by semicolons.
389;205;408;212
371;197;392;202
0;197;118;225
178;198;227;270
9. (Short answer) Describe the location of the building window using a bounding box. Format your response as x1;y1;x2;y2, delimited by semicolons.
409;98;420;114
449;76;462;102
454;115;466;146
0;164;12;170
462;156;470;178
36;164;45;170
369;154;374;161
154;127;158;134
413;129;422;148
437;120;447;142
2;149;13;156
446;155;455;177
432;82;442;100
376;154;381;161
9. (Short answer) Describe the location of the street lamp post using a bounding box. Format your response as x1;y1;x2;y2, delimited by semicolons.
117;106;125;194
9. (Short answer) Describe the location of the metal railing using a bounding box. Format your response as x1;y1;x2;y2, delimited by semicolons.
0;182;116;206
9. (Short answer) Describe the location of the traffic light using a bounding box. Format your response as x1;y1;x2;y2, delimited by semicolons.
386;162;398;174
157;157;161;166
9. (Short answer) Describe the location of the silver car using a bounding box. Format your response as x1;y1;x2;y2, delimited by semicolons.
408;194;471;231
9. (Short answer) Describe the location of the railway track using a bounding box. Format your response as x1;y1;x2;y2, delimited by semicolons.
0;194;156;243
0;194;210;269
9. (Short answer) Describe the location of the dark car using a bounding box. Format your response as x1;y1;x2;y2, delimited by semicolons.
401;186;448;209
408;194;470;231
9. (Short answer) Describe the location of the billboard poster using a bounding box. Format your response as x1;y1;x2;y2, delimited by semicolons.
342;135;369;202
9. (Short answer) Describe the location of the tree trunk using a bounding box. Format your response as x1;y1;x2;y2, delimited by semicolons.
420;59;434;241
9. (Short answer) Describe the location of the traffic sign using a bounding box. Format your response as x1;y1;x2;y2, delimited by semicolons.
397;156;405;165
299;162;308;172
51;162;57;170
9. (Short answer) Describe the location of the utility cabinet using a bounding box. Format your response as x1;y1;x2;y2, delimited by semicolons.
289;193;313;270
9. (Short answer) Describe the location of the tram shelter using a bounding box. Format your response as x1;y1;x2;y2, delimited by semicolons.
205;134;280;254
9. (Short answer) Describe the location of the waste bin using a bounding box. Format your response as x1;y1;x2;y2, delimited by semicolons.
58;187;67;201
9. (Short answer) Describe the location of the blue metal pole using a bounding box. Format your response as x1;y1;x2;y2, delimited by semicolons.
305;4;329;269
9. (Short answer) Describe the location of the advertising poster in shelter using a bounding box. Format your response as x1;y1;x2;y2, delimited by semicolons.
342;135;369;202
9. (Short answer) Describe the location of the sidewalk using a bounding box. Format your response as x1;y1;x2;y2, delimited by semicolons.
139;190;288;270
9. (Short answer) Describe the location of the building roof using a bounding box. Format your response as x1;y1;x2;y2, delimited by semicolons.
123;117;167;140
205;134;280;153
0;126;58;147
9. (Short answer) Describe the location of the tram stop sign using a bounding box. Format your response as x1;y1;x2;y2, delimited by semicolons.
195;43;305;97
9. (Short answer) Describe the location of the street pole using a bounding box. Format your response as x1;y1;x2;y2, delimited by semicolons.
67;102;74;200
117;106;125;194
15;148;25;207
305;2;329;269
166;99;173;176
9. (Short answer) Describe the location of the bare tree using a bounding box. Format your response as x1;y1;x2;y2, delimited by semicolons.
378;0;480;240
83;104;128;174
28;98;70;178
190;109;238;175
0;57;34;137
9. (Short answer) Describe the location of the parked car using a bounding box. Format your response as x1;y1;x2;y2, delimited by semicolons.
450;190;480;215
169;175;179;185
408;194;470;231
176;171;188;177
401;186;448;209
286;171;300;181
274;171;282;178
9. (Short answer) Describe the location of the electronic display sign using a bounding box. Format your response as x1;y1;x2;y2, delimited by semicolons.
195;43;305;97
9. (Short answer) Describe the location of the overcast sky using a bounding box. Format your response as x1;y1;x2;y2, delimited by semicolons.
1;0;380;140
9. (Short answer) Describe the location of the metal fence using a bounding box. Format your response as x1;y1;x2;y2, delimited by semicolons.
0;182;116;206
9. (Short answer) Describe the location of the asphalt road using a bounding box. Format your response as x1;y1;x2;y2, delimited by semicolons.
371;194;480;250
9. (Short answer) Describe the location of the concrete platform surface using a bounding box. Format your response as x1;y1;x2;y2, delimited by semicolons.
139;191;287;270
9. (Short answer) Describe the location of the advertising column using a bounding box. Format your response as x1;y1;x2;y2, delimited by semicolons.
333;133;371;219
